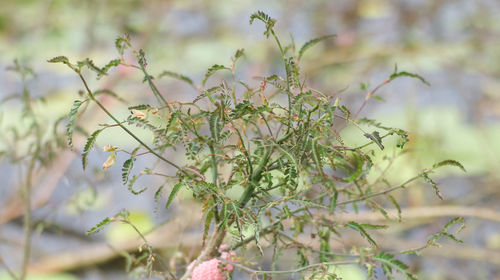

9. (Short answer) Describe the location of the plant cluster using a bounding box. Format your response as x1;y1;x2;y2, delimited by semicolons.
49;11;466;280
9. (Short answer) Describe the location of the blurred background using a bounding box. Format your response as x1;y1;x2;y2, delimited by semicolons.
1;0;500;279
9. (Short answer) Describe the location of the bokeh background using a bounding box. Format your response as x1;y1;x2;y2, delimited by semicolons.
1;0;500;279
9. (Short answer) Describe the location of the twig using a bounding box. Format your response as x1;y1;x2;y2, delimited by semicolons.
20;149;39;280
328;205;500;223
221;258;359;275
354;78;390;118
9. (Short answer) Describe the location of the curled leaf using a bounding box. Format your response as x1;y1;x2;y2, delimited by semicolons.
103;152;116;169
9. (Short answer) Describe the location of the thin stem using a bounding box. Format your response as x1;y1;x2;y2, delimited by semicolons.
77;73;193;179
20;154;37;280
354;78;390;118
134;50;170;109
222;258;358;275
270;29;293;134
336;173;423;207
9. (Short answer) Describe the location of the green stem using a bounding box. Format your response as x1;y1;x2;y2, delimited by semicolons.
270;29;293;134
136;52;170;109
20;149;38;280
238;147;273;207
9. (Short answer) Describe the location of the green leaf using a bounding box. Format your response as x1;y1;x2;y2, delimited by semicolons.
285;57;300;89
346;221;378;247
318;228;330;262
82;129;103;170
86;217;112;235
422;172;443;200
202;64;229;86
137;49;148;68
363;131;384;150
47;56;69;64
234;48;245;61
339;105;351;119
166;182;183;209
389;128;409;149
432;159;466;172
360;223;388;230
311;138;324;177
157;70;194;86
343;153;363;182
98;58;121;79
390;66;430;86
127;175;147;195
66;100;86;148
122;158;135;184
128;104;151;110
115;35;131;55
249;11;276;38
93;89;126;103
77;58;106;77
48;56;79;73
443;217;465;233
358;118;392;131
298;34;336;60
373;252;416;280
329;191;338;214
203;206;214;245
154;184;164;209
387;194;401;221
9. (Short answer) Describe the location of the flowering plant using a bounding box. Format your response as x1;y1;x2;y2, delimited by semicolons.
50;11;465;279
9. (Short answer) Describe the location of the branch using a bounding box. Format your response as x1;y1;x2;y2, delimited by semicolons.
328;205;500;223
221;258;359;275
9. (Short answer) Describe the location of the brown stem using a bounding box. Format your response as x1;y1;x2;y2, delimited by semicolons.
180;225;227;280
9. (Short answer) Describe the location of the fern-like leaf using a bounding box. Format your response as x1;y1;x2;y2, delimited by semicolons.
77;58;106;77
93;89;126;103
166;182;183;209
390;65;430;86
373;252;416;280
202;64;229;86
249;11;276;38
128;104;151;110
122;158;135;184
432;159;466;172
86;217;112;235
233;48;245;61
298;34;336;60
346;221;378;247
422;172;443;200
157;70;194;86
98;58;121;79
363;131;384;150
66;99;86;148
82;128;103;170
387;194;402;221
115;35;132;56
47;56;69;64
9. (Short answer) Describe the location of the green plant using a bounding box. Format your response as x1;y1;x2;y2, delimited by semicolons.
50;11;466;280
0;61;66;280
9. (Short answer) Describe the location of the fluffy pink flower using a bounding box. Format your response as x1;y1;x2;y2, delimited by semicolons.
187;246;235;280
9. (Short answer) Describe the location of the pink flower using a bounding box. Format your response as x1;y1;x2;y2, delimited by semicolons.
187;246;235;280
